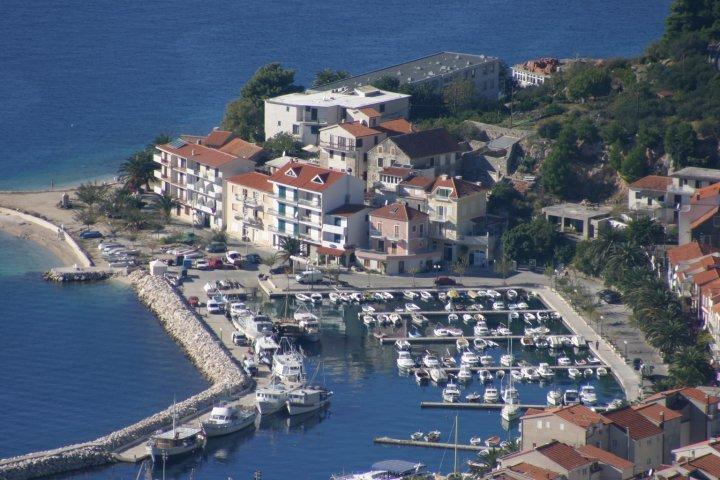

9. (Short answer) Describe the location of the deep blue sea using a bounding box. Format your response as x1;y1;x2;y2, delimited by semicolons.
0;0;671;190
0;231;208;458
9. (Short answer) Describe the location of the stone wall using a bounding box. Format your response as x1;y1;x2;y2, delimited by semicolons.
0;271;250;480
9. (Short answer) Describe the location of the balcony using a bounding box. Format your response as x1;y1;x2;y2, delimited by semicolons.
319;141;357;152
299;231;321;244
323;223;347;236
298;215;322;227
235;195;259;208
267;208;299;222
297;196;321;208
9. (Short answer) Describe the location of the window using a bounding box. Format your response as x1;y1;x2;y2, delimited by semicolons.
536;420;542;429
311;175;324;185
334;217;342;226
292;125;299;134
356;138;363;147
374;136;379;145
379;104;385;113
286;106;290;112
364;153;368;162
341;152;346;161
429;157;435;167
310;126;319;134
419;224;423;235
394;225;399;237
412;225;416;233
559;423;565;431
329;150;334;158
277;121;282;126
377;157;384;167
333;234;342;243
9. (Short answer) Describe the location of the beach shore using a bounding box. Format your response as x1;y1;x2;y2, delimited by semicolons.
0;212;78;267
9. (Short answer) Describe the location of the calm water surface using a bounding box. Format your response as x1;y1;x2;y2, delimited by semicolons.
0;231;208;458
0;0;671;190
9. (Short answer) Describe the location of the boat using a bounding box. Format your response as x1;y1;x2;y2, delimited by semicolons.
361;305;375;313
483;386;500;403
463;314;474;324
523;312;536;322
475;313;486;323
510;369;523;381
467;460;488;471
254;336;279;365
470;436;483;446
596;367;609;377
438;292;448;301
397;351;415;369
474;323;489;336
255;380;291;416
537;363;554;379
480;354;494;366
456;337;470;351
534;337;549;349
458;364;473;383
429;367;448;384
557;356;572;366
509;311;520;321
537;311;549;321
442;353;458;368
414;368;430;384
521;367;541;382
395;339;411;351
373;292;386;302
587;356;602;364
377;314;390;325
362;315;375;326
422;351;440;368
506;289;518;300
294;308;321;342
405;303;421;311
408;327;422;338
500;354;514;367
466;392;482;403
295;293;311;302
328;292;341;303
146;402;205;463
461;350;480;366
402;291;417;300
446;327;463;337
487;290;501;299
571;335;587;348
520;336;535;348
502;375;519;404
425;430;441;442
411;314;428;326
485;435;501;447
447;313;459;323
420;291;434;301
310;293;323;303
287;386;333;415
272;347;306;386
444;302;455;312
201;403;256;438
478;369;494;383
547;389;563;406
442;382;461;402
501;402;520;421
580;385;597;405
584;368;594;378
564;389;580;405
473;338;488;350
568;367;583;379
492;301;505;310
608;398;626;410
433;326;451;337
350;292;363;302
411;431;424;441
389;313;402;325
496;326;513;336
575;358;588;366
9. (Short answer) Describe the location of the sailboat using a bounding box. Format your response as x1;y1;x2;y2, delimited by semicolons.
500;365;520;422
286;361;333;415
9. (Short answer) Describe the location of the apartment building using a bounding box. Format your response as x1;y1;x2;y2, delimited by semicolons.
355;202;441;274
679;183;720;247
366;128;463;188
604;407;664;471
225;172;274;247
319;204;370;266
500;441;598;480
264;86;410;145
633;403;683;463
521;405;612;450
266;160;365;258
666;242;720;295
640;387;720;445
628;175;675;222
313;51;501;101
153;130;264;228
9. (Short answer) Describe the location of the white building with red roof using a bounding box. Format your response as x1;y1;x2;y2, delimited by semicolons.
225;172;274;247
154;129;265;228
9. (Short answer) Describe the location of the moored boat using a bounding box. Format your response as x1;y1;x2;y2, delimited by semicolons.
201;403;256;437
286;386;333;415
547;389;563;406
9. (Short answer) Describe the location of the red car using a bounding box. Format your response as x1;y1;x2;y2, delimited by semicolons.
434;276;457;286
207;257;224;270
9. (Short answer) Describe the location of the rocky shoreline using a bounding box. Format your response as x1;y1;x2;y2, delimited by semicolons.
0;271;249;480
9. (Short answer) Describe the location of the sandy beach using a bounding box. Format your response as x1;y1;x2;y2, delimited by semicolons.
0;212;78;267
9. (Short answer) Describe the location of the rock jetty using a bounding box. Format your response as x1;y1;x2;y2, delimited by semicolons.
43;266;115;282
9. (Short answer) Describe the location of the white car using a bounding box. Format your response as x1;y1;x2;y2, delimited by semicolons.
195;259;209;270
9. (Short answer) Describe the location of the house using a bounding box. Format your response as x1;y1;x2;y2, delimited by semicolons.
520;405;612;451
678;183;720;247
603;406;664;471
264;87;410;145
672;437;720;463
666;242;720;296
512;58;563;87
628;175;674;222
312;51;501;101
671;167;720;190
355;202;441;274
576;445;635;480
633;403;684;463
153;130;264;228
542;203;613;239
225;172;274;247
656;453;720;480
366;128;463;189
319;204;370;266
641;387;720;447
500;441;597;480
266;160;366;259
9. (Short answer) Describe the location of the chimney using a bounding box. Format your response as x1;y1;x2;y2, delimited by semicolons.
191;149;195;156
659;410;664;427
455;175;462;180
441;174;449;180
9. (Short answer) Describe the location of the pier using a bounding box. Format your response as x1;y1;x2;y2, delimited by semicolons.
373;436;485;451
361;309;551;317
420;402;545;410
379;335;524;344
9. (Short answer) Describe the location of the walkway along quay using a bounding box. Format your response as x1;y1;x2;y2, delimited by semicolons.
373;437;485;452
0;271;249;480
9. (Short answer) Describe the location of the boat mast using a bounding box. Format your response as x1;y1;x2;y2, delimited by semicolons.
453;413;459;474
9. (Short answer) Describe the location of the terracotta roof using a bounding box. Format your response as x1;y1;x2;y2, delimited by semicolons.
327;204;368;217
359;107;381;118
668;242;720;266
692;268;720;287
226;172;273;193
381;166;413;178
524;407;545;416
633;403;683;424
554;404;611;428
204;129;234;148
400;175;435;189
690;206;720;229
158;140;239;168
692;183;720;203
508;463;560;480
681;387;719;405
338;121;382;137
377;118;416;135
685;454;720;478
577;444;634;470
604;406;664;440
387;128;461;158
537;441;593;471
371;202;428;222
630;175;672;191
269;160;347;192
689;256;720;273
642;387;685;403
317;245;346;256
218;138;265;159
430;176;486;199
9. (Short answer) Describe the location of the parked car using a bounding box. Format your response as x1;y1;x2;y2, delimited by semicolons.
80;230;103;239
225;251;243;267
598;289;621;304
232;331;248;346
270;265;287;274
295;270;323;284
245;253;261;264
205;242;227;253
195;259;210;270
632;358;643;371
434;276;457;286
207;257;224;269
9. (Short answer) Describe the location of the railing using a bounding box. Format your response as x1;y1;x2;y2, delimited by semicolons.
268;208;298;221
298;196;321;207
298;215;322;226
235;196;258;207
319;141;357;152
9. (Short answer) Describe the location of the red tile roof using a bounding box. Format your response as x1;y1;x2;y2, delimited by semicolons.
681;387;720;405
692;183;720;203
690;206;720;229
226;172;273;193
204;129;234;148
431;176;486;199
633;403;683;424
692;269;720;287
269;160;347;192
371;202;428;222
218;138;265;159
604;406;664;440
158;141;239;168
327;204;368;217
685;454;720;478
508;463;561;480
378;118;416;135
630;175;672;191
668;242;720;266
577;444;635;470
359;107;381;117
537;442;593;471
381;166;413;178
338;121;382;137
529;404;610;428
400;175;435;190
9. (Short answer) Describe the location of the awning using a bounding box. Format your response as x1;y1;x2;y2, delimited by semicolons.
317;246;346;257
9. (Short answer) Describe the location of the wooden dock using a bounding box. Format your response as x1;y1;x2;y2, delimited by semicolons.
420;401;545;410
374;436;485;451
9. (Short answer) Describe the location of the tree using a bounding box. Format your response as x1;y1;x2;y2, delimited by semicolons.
644;312;693;359
668;345;714;387
540;144;573;196
75;182;109;207
664;121;696;168
566;67;612;101
402;83;444;119
502;218;564;264
608;142;623;171
442;79;476;114
263;132;303;158
278;236;301;265
664;0;720;42
157;194;177;223
312;68;349;87
371;76;400;92
452;256;469;282
221;97;265;142
537;120;562;139
118;153;156;192
575;118;599;144
625;217;664;246
619;144;648;182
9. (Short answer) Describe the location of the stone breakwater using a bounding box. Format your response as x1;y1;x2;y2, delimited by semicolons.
43;267;115;282
0;271;249;480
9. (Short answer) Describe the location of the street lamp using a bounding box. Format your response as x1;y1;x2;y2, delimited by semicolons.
623;340;628;359
220;327;223;343
599;315;604;337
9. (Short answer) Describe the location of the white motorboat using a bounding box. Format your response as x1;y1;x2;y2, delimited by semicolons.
516;302;529;309
474;323;489;336
328;292;341;304
474;313;486;323
460;350;480;366
506;289;518;300
480;355;494;366
414;368;430;384
501;403;520;421
557;356;572;366
254;336;279;366
580;385;597;405
584;368;594;378
547;389;563;406
608;398;626;410
469;436;484;446
442;353;457;368
408;327;422;338
255;381;291;416
404;291;419;300
483;386;500;403
272;348;306;386
568;367;583;380
478;369;494;383
444;301;455;312
429;367;448;383
362;305;376;313
510;369;523;382
397;351;415;370
446;327;463;337
487;290;501;299
448;313;459;323
537;311;550;321
438;292;448;301
389;313;402;325
521;367;541;382
501;384;519;404
458;364;473;383
295;293;311;302
433;326;451;337
564;389;580;405
411;314;428;326
405;303;421;312
509;311;520;320
201;404;256;438
535;337;550;349
286;387;333;415
362;315;375;326
500;354;514;367
496;326;512;336
395;339;411;351
425;430;441;442
147;404;205;463
411;431;424;441
310;293;323;303
420;291;434;301
462;314;474;324
571;335;588;348
466;392;482;402
492;301;505;310
294;309;322;342
596;367;609;377
350;292;363;302
537;363;554;379
373;292;386;302
377;314;390;325
520;336;534;348
473;338;487;350
381;291;394;300
442;382;461;403
456;337;470;351
422;351;440;368
233;312;272;342
523;312;536;322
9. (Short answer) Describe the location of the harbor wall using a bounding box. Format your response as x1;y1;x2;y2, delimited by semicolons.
0;271;250;480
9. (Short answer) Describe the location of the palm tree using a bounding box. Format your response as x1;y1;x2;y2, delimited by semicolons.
157;194;177;223
278;236;301;265
668;345;714;387
643;312;693;359
118;152;156;193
